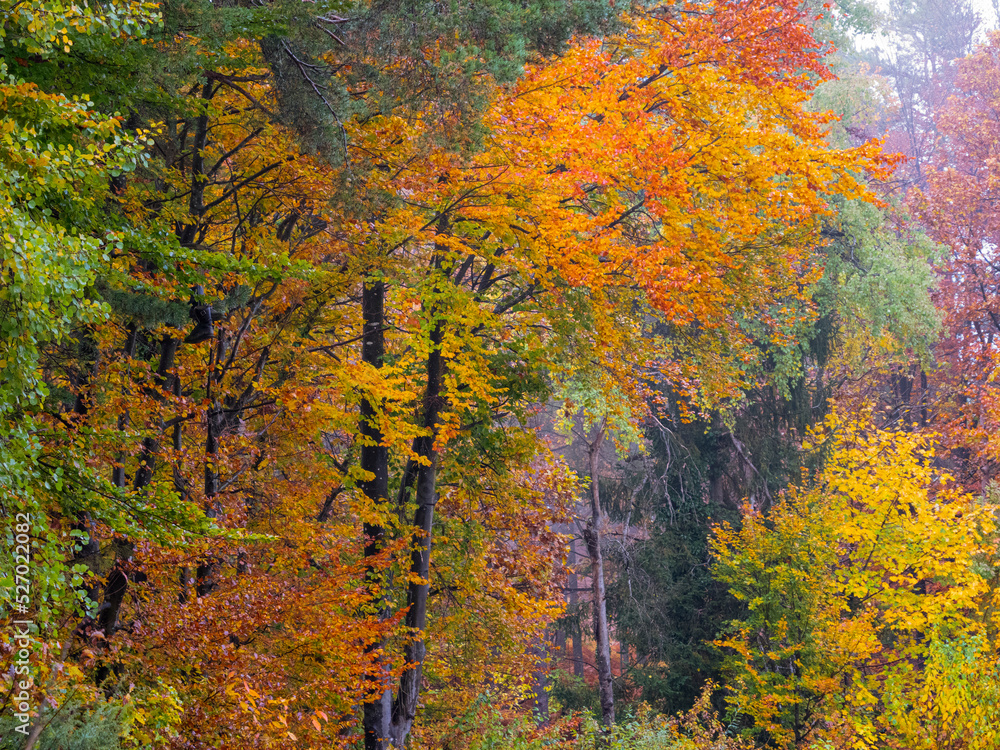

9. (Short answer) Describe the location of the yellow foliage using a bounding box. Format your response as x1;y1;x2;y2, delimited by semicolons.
713;412;1000;749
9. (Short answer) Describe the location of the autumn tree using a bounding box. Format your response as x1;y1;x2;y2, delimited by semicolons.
477;0;897;729
911;31;1000;490
714;414;1000;749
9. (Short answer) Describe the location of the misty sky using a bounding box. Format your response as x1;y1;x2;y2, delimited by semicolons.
956;0;995;34
874;0;999;33
963;0;996;29
857;0;1000;53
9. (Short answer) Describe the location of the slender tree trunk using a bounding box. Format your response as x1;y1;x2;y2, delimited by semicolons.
112;324;138;488
361;279;392;750
133;335;178;490
389;318;443;748
179;80;212;247
99;335;177;641
69;343;101;602
174;374;192;604
365;225;450;748
553;624;566;676
920;369;929;427
23;718;44;749
582;420;614;727
568;537;584;678
196;402;221;597
22;635;78;750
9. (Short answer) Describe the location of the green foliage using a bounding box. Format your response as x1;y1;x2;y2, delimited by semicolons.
0;1;162;626
817;199;941;364
96;283;190;329
550;670;600;716
0;692;125;750
0;0;235;642
0;88;143;413
366;0;620;82
451;687;751;750
605;382;817;717
0;0;160;57
0;681;184;750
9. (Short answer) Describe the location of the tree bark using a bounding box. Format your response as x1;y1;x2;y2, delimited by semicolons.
196;401;222;597
389;318;443;748
98;335;177;642
112;324;138;488
133;335;178;490
361;279;392;750
582;419;614;727
179;80;212;247
568;537;584;678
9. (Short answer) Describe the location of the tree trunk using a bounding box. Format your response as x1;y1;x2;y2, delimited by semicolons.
174;374;191;604
21;636;78;750
582;420;614;727
389;318;443;748
196;401;221;597
112;324;138;488
179;80;212;247
568;537;584;678
360;279;392;750
99;335;177;640
133;335;178;490
553;623;566;670
70;347;101;603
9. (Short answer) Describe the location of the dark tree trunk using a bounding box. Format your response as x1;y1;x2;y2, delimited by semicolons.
361;279;392;750
196;402;222;597
98;335;177;642
69;345;101;603
389;318;443;748
133;335;178;490
179;80;212;247
173;374;191;604
113;324;139;488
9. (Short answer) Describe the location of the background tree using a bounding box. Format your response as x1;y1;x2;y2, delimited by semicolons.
913;30;1000;491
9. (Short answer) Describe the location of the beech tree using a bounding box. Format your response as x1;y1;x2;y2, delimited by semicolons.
714;414;1000;749
914;30;1000;488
